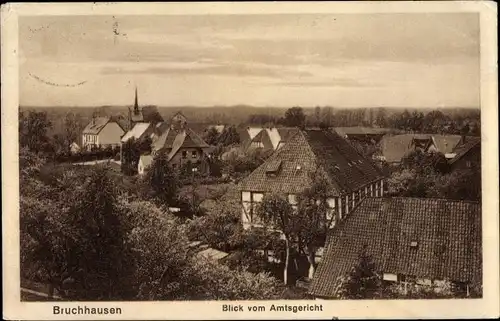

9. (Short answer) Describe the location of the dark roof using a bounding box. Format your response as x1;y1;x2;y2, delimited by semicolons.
239;129;384;196
277;127;300;142
152;126;210;160
449;136;481;165
309;197;482;298
380;134;416;163
237;128;252;146
82;117;111;135
380;134;461;163
431;135;462;154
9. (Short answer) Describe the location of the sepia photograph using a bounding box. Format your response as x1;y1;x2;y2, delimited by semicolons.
2;2;498;320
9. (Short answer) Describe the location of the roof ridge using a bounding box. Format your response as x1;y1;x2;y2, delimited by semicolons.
376;196;481;205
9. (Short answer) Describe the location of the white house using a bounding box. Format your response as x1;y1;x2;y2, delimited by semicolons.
82;117;125;151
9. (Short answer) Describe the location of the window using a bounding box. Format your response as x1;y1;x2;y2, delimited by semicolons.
383;273;398;282
192;151;198;158
288;194;297;205
466;161;472;168
182;151;187;159
242;192;265;226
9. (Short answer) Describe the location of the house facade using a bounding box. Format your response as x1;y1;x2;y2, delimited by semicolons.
150;113;212;174
380;134;462;164
308;197;481;298
239;129;386;230
448;136;481;171
82;117;125;151
248;127;300;152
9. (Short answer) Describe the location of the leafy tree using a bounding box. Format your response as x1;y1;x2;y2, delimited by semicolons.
203;127;220;146
295;171;333;279
284;107;306;128
430;168;481;201
383;279;464;299
19;111;53;154
187;199;242;252
124;200;192;300
255;193;295;285
121;137;141;175
337;245;382;299
139;153;180;208
63;167;135;300
218;125;240;147
402;150;449;175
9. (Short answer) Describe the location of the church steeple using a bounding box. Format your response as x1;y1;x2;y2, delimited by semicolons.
134;86;139;114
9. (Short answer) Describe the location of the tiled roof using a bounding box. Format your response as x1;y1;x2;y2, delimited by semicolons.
153;126;210;159
82;117;111;135
431;135;462;154
304;130;384;193
239;129;384;195
380;134;416;163
121;122;152;143
381;134;464;163
309;197;482;298
449;136;481;165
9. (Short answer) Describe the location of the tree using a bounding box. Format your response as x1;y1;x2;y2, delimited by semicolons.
337;245;382;299
375;108;388;128
63;167;135;300
19;111;53;154
140;153;180;208
121;137;141;175
284;107;306;128
203;127;220;146
296;171;333;279
218;125;240;147
402;150;449;175
255;193;295;285
63;112;83;152
187;199;242;253
124;199;193;300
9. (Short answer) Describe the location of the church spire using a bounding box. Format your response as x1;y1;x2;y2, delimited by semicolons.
134;86;139;114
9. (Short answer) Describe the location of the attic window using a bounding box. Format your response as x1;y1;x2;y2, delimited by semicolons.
410;241;418;248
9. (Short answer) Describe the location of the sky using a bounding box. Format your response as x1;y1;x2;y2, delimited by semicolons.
19;13;480;108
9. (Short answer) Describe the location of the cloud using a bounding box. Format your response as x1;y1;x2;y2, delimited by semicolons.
268;78;380;88
100;62;312;79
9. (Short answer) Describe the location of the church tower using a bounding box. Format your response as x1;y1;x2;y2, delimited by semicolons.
129;86;143;129
134;86;139;115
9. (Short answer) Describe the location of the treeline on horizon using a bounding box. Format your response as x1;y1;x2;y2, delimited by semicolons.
19;105;481;147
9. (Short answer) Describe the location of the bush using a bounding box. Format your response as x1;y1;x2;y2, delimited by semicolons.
54;146;119;163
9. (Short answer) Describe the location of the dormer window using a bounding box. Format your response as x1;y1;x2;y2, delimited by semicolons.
265;159;282;177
